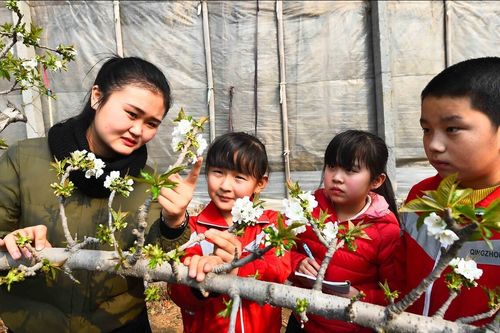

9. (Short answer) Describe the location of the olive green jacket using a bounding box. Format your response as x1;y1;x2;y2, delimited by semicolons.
0;137;190;332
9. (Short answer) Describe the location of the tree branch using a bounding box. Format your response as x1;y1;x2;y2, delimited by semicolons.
388;223;477;315
0;248;492;333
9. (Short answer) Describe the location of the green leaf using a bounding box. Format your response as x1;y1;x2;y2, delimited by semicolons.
449;188;473;207
470;225;494;250
161;165;186;178
483;199;500;225
150;186;160;201
144;285;161;302
217;298;233;318
138;170;154;183
399;197;443;213
455;205;478;222
435;173;459;206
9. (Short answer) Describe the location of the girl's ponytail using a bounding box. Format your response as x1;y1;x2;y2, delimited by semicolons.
373;176;400;224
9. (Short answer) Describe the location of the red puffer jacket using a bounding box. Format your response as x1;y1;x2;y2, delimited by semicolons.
289;189;402;333
169;201;291;333
400;174;500;325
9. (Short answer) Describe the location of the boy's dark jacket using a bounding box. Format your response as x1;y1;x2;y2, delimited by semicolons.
400;174;500;325
0;137;190;332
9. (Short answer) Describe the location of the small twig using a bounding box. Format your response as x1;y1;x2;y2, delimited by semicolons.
212;245;272;274
128;195;152;265
18;262;43;277
433;291;458;318
0;84;22;96
58;167;78;248
23;243;42;262
106;190;120;255
72;237;100;251
312;239;344;291
166;233;206;259
63;266;79;284
228;288;241;333
483;312;500;331
457;305;500;324
388;222;477;315
0;4;22;59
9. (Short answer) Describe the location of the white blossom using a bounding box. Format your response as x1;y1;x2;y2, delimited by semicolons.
103;171;121;189
20;79;30;87
282;198;308;224
125;178;134;193
54;60;63;69
171;135;182;152
291;223;307;235
22;58;38;70
438;229;459;248
196;134;208;156
298;191;318;213
70;149;87;160
424;212;446;236
449;257;483;281
84;153;105;179
231;196;263;226
282;197;309;235
172;119;193;136
323;222;339;243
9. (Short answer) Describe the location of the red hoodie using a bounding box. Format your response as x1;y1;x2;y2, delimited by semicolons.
289;189;402;332
400;174;500;325
169;201;291;333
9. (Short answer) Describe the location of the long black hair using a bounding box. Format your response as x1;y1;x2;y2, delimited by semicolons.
76;56;172;126
322;130;399;220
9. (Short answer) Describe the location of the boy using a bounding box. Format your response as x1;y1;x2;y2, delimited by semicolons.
401;57;500;325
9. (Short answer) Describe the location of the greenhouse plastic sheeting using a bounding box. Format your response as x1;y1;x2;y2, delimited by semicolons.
1;1;500;198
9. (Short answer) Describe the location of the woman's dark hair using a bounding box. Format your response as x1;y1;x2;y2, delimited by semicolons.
77;56;172;125
322;130;399;220
205;132;269;180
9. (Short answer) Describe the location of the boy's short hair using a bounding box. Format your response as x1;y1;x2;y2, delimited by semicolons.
421;57;500;127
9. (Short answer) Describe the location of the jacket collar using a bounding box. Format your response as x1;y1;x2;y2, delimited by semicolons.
315;188;390;222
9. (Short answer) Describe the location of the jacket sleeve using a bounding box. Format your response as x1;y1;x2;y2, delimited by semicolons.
362;216;403;305
145;218;191;252
0;143;21;238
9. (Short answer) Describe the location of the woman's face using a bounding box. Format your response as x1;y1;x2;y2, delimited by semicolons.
87;85;165;157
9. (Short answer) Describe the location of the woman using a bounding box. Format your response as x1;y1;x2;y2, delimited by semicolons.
0;57;200;332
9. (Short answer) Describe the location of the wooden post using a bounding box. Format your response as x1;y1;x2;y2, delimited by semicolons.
371;1;396;190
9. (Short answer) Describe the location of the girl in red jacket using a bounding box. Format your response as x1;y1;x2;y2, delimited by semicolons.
169;132;291;333
286;130;402;333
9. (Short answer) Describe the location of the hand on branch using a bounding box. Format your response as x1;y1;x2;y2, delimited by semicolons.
0;225;52;260
183;229;242;282
158;157;202;228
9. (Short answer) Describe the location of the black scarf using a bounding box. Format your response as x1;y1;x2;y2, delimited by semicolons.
48;116;147;198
